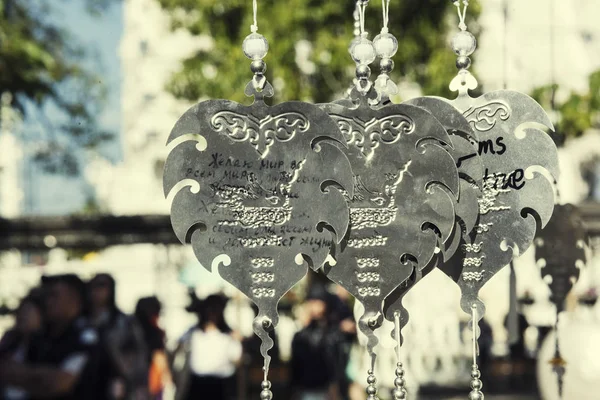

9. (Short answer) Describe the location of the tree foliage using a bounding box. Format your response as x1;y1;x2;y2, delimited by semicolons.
0;0;113;175
531;69;600;142
157;0;480;104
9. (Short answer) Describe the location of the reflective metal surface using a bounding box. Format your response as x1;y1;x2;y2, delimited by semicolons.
319;87;459;367
163;82;353;377
446;73;560;328
382;97;483;342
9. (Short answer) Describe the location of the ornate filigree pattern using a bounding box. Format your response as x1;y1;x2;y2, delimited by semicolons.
251;258;275;268
356;272;381;283
356;258;380;268
463;271;485;282
463;257;485;267
463;101;510;132
464;242;483;252
251;272;275;283
331;114;414;160
347;235;388;248
252;288;276;298
211;111;310;157
238;235;283;248
358;287;381;297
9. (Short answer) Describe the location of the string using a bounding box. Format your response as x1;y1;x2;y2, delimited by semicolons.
453;0;469;31
251;0;258;32
381;0;391;33
358;1;367;35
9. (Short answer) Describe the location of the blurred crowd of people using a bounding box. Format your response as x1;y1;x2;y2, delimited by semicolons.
0;273;358;400
0;273;169;400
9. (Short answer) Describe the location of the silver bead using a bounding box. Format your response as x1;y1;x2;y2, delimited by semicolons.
367;375;376;385
468;390;483;400
392;388;406;399
380;58;394;73
260;389;273;400
471;367;481;378
394;377;405;387
356;64;371;79
261;381;271;390
456;56;471;70
451;30;476;57
366;385;377;395
251;59;267;74
243;32;269;60
471;378;483;390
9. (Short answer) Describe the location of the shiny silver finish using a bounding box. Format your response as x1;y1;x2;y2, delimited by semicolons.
382;97;483;342
439;72;560;331
319;87;459;369
163;81;353;381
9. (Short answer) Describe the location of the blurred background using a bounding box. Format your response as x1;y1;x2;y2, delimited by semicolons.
1;0;600;399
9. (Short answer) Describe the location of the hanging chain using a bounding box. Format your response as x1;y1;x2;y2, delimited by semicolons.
469;304;484;400
392;312;407;400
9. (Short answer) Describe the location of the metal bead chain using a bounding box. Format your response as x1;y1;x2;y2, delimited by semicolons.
366;369;379;400
392;362;407;400
259;380;273;400
468;364;484;400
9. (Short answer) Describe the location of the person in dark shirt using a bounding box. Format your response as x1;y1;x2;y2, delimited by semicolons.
0;274;101;400
88;274;149;400
291;285;339;400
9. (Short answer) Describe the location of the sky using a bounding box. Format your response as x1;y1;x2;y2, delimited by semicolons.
25;1;123;215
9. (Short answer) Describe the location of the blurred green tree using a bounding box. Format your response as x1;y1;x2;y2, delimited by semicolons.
0;0;114;175
531;69;600;143
157;0;480;104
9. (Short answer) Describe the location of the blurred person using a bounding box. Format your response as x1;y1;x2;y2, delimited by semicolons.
325;286;355;400
0;274;101;400
291;285;340;400
175;294;242;400
135;297;172;400
88;274;149;400
0;289;44;400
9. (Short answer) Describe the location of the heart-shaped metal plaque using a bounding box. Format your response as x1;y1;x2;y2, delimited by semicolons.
382;97;483;343
163;82;354;379
319;88;459;371
446;73;559;329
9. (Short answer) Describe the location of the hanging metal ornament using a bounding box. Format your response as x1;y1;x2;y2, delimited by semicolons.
381;96;484;398
163;4;354;398
319;2;460;398
369;1;483;396
421;1;560;398
534;203;588;398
